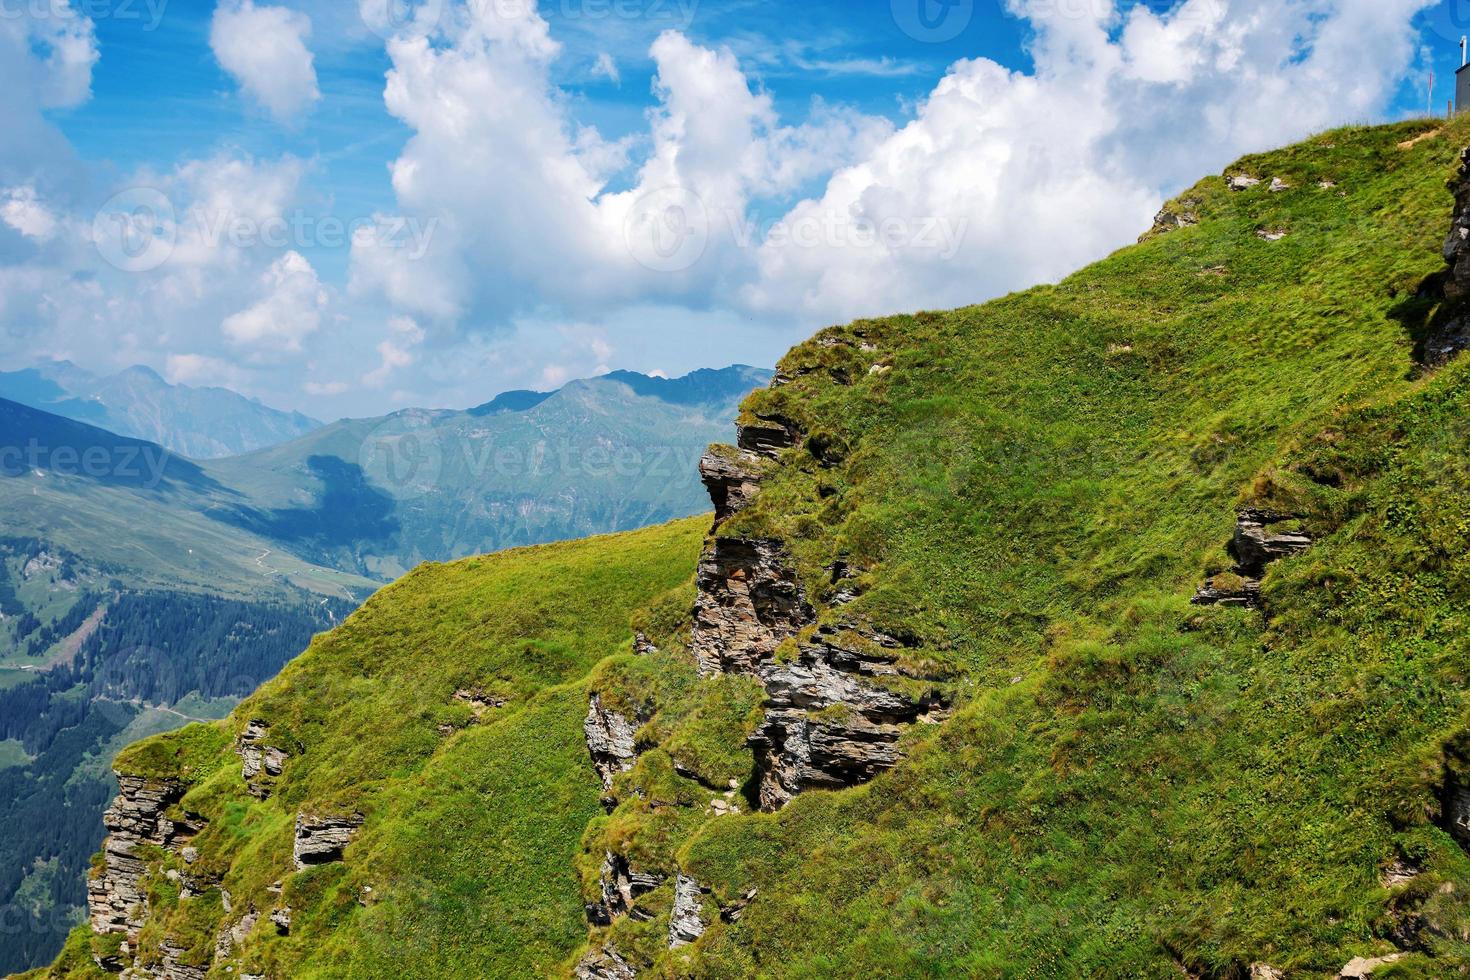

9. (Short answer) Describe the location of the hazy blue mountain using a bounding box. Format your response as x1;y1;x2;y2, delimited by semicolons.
0;362;322;459
206;365;775;580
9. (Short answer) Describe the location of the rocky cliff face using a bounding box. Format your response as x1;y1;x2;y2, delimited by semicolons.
87;774;200;970
690;537;814;677
687;415;947;813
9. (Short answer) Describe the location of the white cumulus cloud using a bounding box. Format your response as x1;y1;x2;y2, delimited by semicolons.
221;250;328;353
210;0;321;123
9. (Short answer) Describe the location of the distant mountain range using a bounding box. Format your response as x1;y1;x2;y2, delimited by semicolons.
0;361;322;459
0;363;771;970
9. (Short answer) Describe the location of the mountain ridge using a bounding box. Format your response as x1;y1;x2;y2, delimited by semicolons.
28;120;1470;978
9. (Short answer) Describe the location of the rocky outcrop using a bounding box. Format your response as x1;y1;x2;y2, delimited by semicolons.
271;905;292;934
1444;147;1470;303
1193;510;1313;608
1228;174;1261;191
292;812;363;870
214;908;258;962
88;774;200;968
1337;953;1406;978
668;873;708;948
1428;146;1470;364
1140;201;1199;241
237;720;288;799
1440;766;1470;850
750;631;947;811
585;852;663;926
699;447;768;523
574;945;638;980
737;415;801;457
155;939;208;980
584;694;640;793
690;537;814;677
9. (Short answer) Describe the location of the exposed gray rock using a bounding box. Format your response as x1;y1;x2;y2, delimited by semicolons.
1193;511;1313;608
1191;576;1262;608
1382;858;1422;888
720;888;758;923
1269;177;1291;193
699;446;768;523
292;812;363;870
1338;952;1406;978
237;720;288;799
1232;510;1314;577
88;774;200;967
690;537;814;677
155;939;208;980
585;851;664;925
668;873;708;948
1445;146;1470;303
584;694;639;792
1228;174;1261;191
214;908;258;961
750;635;945;811
271;905;292;934
1442;767;1470;850
1140;201;1199;241
1424;316;1470;366
574;945;638;980
737;415;801;458
633;631;659;656
1256;228;1287;242
1250;965;1284;980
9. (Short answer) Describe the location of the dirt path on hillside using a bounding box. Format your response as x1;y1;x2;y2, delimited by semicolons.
40;604;107;671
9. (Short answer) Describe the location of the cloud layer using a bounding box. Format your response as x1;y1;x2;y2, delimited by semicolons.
0;0;1440;417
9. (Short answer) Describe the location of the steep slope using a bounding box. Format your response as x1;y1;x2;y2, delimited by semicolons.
30;119;1470;979
0;364;321;460
0;367;767;974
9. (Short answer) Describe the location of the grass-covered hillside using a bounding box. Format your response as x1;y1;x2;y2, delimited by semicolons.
28;118;1470;979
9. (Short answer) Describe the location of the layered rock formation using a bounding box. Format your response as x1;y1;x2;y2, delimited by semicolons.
585;852;663;926
292;812;363;870
236;719;288;799
1193;510;1313;608
690;537;814;677
689;415;947;813
1140;200;1199;241
667;873;708;948
750;630;947;810
1431;146;1470;363
88;774;199;969
584;694;640;793
698;447;768;524
574;945;638;980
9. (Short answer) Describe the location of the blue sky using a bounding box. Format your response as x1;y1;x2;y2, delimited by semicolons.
0;0;1460;416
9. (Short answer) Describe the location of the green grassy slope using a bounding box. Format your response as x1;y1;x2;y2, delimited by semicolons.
26;517;707;979
31;118;1470;979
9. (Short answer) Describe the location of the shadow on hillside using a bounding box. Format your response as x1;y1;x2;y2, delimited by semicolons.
1387;271;1452;366
211;455;399;554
